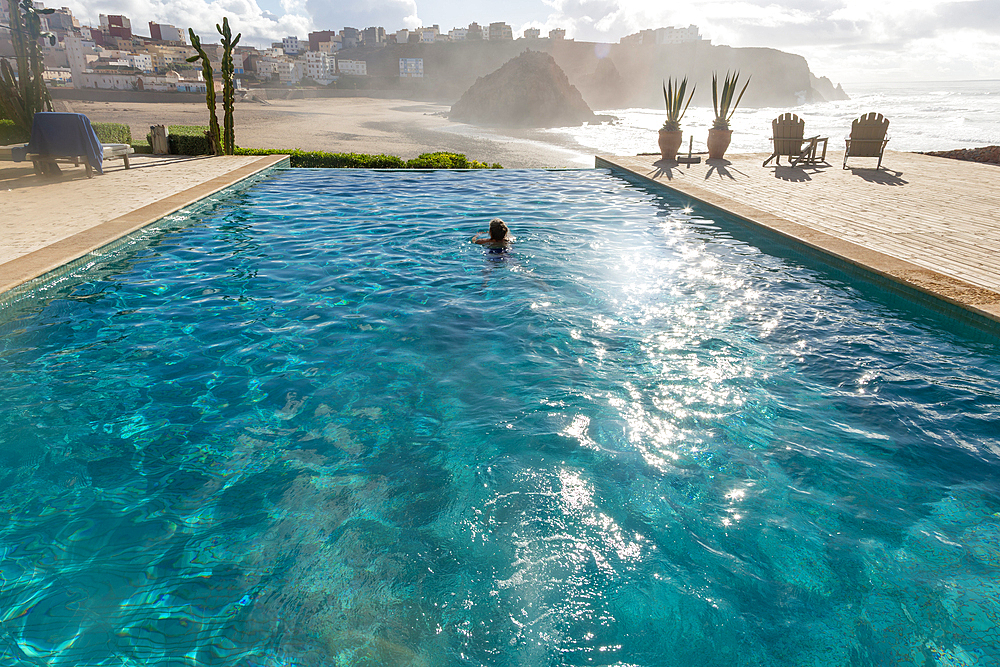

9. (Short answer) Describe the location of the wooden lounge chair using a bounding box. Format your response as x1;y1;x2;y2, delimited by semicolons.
843;112;890;169
763;113;827;167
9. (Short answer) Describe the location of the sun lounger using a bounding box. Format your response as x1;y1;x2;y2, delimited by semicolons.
15;112;104;177
102;143;134;168
763;113;828;167
0;143;29;162
844;112;890;169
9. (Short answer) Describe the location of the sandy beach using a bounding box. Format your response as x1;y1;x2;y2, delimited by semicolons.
57;97;596;168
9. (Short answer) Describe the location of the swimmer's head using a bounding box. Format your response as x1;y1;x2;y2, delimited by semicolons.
489;218;509;241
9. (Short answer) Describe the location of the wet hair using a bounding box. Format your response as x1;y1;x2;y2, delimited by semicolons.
488;218;509;241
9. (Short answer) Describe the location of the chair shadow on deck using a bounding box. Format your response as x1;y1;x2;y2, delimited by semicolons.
769;164;828;182
848;167;907;186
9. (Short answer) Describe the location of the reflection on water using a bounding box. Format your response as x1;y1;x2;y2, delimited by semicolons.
1;169;999;666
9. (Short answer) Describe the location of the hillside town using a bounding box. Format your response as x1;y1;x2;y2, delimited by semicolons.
0;2;705;92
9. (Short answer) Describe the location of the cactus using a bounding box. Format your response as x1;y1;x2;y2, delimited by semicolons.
0;0;56;136
186;29;223;155
217;17;241;155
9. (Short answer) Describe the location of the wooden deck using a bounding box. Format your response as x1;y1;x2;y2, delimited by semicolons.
597;150;1000;326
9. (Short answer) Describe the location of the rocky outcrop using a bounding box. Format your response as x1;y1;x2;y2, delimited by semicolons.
449;50;600;127
810;73;850;102
924;146;1000;165
575;58;628;110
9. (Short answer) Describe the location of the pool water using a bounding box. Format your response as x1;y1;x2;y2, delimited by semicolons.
1;169;999;667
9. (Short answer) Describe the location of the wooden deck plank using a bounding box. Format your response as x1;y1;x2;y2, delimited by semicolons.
597;151;1000;325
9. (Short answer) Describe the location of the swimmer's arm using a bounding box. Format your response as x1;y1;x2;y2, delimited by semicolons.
471;233;487;244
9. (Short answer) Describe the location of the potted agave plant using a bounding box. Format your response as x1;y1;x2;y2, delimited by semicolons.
708;70;750;160
659;77;694;161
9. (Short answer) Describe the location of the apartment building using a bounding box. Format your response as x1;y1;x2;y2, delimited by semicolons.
336;59;366;76
99;14;132;40
399;57;423;78
149;22;185;43
488;22;513;41
523;27;540;39
282;36;302;56
305;51;334;80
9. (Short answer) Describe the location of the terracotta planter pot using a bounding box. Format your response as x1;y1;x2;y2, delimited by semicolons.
707;128;733;160
658;129;683;161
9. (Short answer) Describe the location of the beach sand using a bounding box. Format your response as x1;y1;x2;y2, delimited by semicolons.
57;97;596;168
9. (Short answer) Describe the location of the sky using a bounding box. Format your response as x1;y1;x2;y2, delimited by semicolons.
58;0;1000;85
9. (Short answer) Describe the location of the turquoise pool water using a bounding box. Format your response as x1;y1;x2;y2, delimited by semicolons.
1;169;999;666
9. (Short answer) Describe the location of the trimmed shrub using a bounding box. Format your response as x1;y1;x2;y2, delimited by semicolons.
235;148;405;168
405;152;501;169
234;147;502;169
167;125;213;155
0;119;29;145
131;143;153;154
91;122;132;144
142;125;212;156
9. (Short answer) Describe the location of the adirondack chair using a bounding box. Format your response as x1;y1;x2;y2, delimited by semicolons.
843;112;890;169
763;113;827;167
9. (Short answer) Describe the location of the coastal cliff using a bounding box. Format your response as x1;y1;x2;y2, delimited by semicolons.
449;50;599;128
348;39;848;110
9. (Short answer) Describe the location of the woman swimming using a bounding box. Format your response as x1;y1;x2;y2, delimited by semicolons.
471;218;511;251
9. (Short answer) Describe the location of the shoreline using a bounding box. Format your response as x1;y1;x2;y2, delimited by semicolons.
52;96;1000;168
56;97;596;169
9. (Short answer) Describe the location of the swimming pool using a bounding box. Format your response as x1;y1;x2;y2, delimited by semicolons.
1;168;999;666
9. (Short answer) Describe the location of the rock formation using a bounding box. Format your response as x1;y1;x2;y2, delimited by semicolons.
449;50;599;128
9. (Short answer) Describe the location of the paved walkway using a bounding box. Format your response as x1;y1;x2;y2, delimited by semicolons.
597;151;1000;324
0;153;287;295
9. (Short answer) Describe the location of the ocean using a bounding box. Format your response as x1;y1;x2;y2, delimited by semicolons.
535;79;1000;164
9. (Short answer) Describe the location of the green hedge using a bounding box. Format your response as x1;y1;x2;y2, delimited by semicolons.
235;148;404;168
406;152;501;169
91;122;132;144
167;125;212;156
142;125;213;155
0;119;29;145
234;148;502;169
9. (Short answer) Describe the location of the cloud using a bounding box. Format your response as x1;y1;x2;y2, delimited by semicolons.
535;0;1000;81
303;0;420;32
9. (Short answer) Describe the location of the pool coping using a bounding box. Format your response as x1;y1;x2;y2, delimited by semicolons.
597;155;1000;331
0;154;289;297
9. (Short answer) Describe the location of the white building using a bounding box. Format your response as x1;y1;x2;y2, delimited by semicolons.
653;25;702;44
282;36;302;56
126;52;153;71
65;34;99;87
255;57;280;78
276;60;304;83
523;27;540;39
448;28;467;41
336;59;366;76
305;51;334;80
395;29;411;44
399;57;423;78
418;26;439;43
